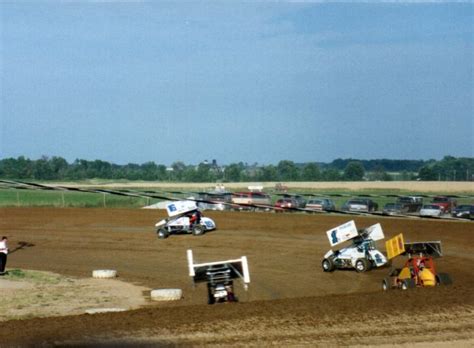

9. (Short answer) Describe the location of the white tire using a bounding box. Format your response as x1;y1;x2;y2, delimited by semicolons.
150;289;183;301
85;308;127;314
92;269;117;279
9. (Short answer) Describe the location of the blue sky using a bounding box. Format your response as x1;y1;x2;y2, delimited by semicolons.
1;1;473;165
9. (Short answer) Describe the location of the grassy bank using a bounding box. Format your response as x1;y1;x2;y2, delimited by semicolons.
0;184;472;209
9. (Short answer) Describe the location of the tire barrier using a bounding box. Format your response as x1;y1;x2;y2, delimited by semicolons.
85;308;127;314
92;269;117;279
150;288;183;301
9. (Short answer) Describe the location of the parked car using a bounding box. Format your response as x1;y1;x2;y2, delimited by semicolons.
196;192;233;211
419;204;443;217
274;198;299;212
451;205;474;219
431;196;457;213
293;195;307;208
278;194;307;208
341;198;378;212
306;198;336;211
382;203;403;215
231;191;272;211
396;196;423;213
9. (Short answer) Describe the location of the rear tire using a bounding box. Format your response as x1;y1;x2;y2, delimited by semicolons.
355;258;369;273
207;286;215;305
436;273;453;286
322;258;335;272
192;224;205;236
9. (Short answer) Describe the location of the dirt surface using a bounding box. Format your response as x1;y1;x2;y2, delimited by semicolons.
0;270;150;322
0;207;473;346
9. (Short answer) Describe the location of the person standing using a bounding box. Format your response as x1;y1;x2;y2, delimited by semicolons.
0;236;8;275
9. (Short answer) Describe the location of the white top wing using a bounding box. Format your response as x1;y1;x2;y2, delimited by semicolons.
365;223;385;241
326;220;358;247
166;200;198;217
187;249;250;284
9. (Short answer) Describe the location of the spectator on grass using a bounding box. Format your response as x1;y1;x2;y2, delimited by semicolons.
0;236;8;275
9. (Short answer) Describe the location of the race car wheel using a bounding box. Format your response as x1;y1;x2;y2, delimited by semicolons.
192;224;205;236
355;258;369;273
322;258;335;272
157;228;169;239
382;278;391;291
436;273;453;286
207;287;216;305
401;278;416;290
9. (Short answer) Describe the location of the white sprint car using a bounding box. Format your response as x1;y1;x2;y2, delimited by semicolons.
322;220;387;273
155;201;216;239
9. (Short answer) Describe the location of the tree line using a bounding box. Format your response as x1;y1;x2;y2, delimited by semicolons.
0;156;472;182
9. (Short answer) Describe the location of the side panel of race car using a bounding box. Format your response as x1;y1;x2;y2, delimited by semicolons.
201;217;216;230
368;250;387;267
167;217;190;228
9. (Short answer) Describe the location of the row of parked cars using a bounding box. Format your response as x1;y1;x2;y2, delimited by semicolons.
383;196;473;219
195;191;473;219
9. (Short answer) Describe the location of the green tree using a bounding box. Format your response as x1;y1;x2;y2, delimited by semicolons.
258;165;278;181
32;156;54;180
171;161;186;181
141;162;159;180
49;156;69;179
277;160;299;181
224;163;243;182
371;165;392;181
321;168;341;181
418;166;437;181
343;161;365;181
301;163;321;181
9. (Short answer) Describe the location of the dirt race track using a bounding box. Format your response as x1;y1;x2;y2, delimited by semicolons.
0;207;473;346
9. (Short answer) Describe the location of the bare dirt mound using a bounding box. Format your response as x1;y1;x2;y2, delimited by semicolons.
0;207;473;346
0;269;150;321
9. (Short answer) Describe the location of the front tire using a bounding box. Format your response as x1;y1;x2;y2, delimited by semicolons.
382;278;391;291
355;258;369;273
157;228;169;239
322;258;335;272
401;278;416;290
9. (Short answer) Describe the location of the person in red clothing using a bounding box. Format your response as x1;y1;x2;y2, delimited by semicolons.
188;210;202;229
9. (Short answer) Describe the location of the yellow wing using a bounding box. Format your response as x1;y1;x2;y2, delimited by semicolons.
385;233;405;260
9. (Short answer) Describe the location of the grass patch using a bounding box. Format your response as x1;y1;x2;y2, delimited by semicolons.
0;189;157;208
5;269;63;284
0;184;472;209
